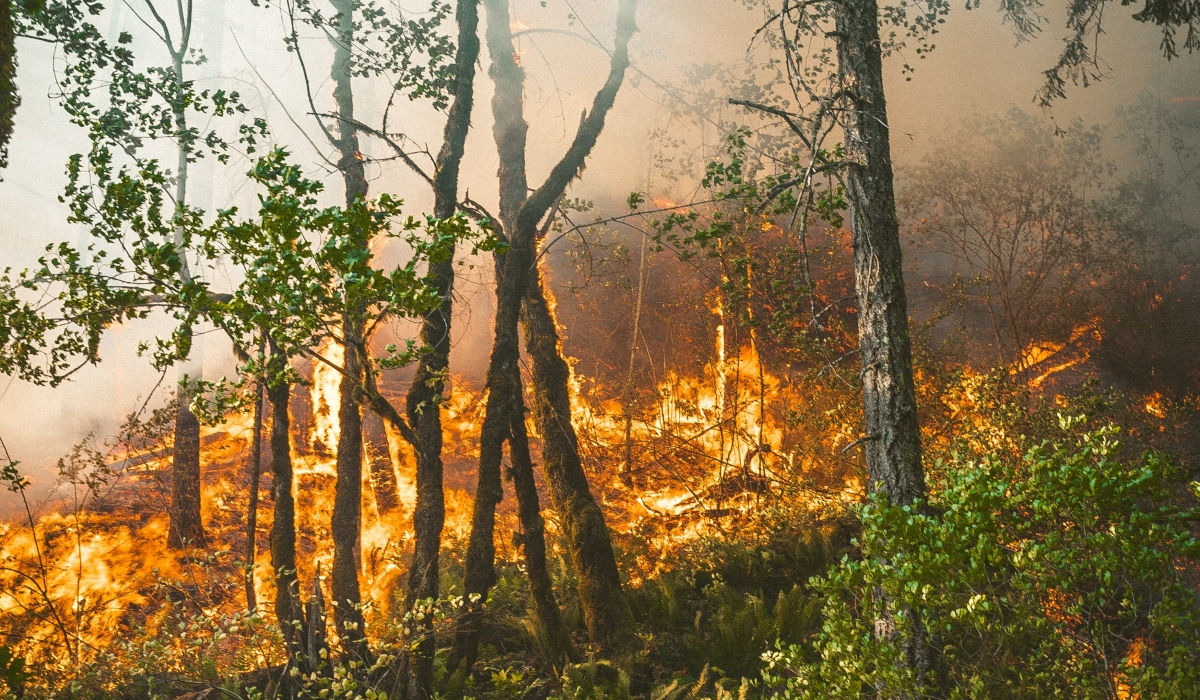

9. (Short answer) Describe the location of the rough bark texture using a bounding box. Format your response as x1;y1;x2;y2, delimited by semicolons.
402;2;479;697
245;382;264;611
446;0;532;668
475;0;638;650
506;380;575;664
332;334;367;660
329;0;371;663
168;383;205;549
166;25;202;552
834;0;926;522
267;377;308;668
0;0;17;174
306;572;329;672
834;0;934;693
521;280;632;646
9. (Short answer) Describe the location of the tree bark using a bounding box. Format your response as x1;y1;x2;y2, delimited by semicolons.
447;0;530;666
246;379;264;612
402;2;480;697
329;0;371;664
521;279;632;647
507;376;575;664
477;0;637;650
834;0;934;693
332;331;367;660
168;380;205;549
166;23;204;552
267;374;308;669
834;0;926;525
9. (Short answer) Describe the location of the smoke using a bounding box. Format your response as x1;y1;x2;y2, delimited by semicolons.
1;0;1197;513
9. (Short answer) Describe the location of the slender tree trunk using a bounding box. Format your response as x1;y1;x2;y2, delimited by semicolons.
448;0;533;662
403;2;480;697
448;347;510;671
166;43;204;551
507;375;575;664
306;571;329;671
521;280;633;647
834;0;926;524
168;376;205;549
246;378;264;611
333;331;367;659
834;0;934;693
622;232;648;483
0;0;17;175
480;0;638;649
267;375;308;669
328;0;371;663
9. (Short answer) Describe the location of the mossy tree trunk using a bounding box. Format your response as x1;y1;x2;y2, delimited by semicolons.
267;369;308;671
401;2;480;697
456;0;637;656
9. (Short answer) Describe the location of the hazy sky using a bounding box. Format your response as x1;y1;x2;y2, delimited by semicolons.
1;0;1196;510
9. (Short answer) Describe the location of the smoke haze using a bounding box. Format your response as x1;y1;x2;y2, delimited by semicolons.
1;0;1197;512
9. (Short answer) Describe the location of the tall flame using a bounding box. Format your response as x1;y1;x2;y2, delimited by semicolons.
311;338;344;457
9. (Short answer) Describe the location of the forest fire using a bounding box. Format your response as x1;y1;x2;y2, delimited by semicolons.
2;0;1200;696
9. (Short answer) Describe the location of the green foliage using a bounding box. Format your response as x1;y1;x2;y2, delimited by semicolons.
765;417;1200;699
201;147;492;388
551;658;632;700
285;0;457;110
0;645;28;698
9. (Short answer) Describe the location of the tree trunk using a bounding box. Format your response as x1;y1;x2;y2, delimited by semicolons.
521;279;633;647
246;379;264;611
448;344;510;671
166;41;204;552
834;0;934;693
402;2;480;697
267;375;308;669
332;331;367;660
507;374;575;665
329;0;371;664
478;0;637;649
447;0;533;661
168;380;205;549
835;0;925;508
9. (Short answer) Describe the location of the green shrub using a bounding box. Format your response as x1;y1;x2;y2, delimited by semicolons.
765;417;1200;699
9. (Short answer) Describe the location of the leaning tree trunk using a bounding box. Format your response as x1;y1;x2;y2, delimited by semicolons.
328;0;371;664
168;375;205;549
834;0;934;693
521;279;633;646
476;0;637;650
507;375;575;663
447;0;535;667
402;2;480;698
267;375;308;671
